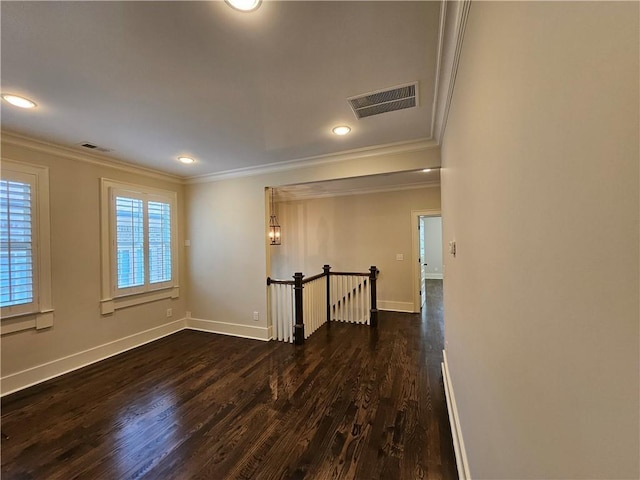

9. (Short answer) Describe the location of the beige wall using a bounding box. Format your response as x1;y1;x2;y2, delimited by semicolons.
441;2;639;478
0;138;187;385
186;146;440;330
270;187;441;310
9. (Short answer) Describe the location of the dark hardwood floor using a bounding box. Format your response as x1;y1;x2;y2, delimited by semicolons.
1;280;456;480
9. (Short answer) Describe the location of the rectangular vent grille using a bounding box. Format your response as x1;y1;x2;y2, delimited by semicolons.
78;142;112;153
348;82;418;119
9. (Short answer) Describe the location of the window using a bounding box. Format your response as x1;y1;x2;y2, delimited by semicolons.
100;180;178;314
1;160;53;334
1;177;34;311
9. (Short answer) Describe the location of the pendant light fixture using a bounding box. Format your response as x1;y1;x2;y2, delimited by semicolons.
268;188;281;245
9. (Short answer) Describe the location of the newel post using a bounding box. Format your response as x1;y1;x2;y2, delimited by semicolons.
369;265;379;327
323;264;331;326
293;272;305;344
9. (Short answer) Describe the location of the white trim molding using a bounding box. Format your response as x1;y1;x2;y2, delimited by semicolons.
0;317;274;396
0;319;185;396
1;310;54;335
100;287;180;315
425;273;444;280
277;181;440;202
432;0;472;145
0;159;54;334
377;300;415;313
1;130;182;183
186;138;438;184
442;350;471;480
186;318;271;342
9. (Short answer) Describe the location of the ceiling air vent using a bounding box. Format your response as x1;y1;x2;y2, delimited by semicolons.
78;142;112;153
348;82;418;119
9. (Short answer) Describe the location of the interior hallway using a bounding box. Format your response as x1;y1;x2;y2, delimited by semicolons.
1;280;455;480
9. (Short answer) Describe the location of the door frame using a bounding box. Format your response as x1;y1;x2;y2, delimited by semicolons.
411;209;441;313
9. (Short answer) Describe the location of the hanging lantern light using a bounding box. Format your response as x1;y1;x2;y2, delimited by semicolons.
269;188;281;245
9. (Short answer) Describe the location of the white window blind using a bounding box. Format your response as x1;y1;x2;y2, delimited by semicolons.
148;200;171;284
110;187;175;297
0;179;34;306
0;176;36;313
115;196;145;289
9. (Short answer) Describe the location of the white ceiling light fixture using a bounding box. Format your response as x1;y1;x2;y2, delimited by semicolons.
225;0;262;12
422;168;432;173
1;94;37;109
178;156;195;164
332;126;351;136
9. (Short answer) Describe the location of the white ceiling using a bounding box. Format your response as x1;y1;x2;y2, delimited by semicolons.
1;1;443;178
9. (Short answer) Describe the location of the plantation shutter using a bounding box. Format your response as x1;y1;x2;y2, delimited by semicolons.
147;199;172;286
0;172;37;315
111;188;174;295
114;193;145;292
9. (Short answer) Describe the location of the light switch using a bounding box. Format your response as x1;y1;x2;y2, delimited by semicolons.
184;240;191;247
396;253;404;261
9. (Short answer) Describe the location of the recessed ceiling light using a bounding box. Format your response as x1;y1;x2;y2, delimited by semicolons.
178;156;195;164
422;168;432;173
1;94;37;109
225;0;262;12
332;126;351;136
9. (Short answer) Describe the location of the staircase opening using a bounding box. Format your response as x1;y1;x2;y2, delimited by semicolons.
267;265;379;344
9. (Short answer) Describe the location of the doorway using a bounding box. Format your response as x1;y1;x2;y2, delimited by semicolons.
419;215;443;309
411;210;442;312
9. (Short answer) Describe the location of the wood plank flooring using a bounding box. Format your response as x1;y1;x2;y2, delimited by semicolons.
1;280;456;479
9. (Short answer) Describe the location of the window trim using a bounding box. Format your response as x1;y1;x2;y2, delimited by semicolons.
100;179;179;315
1;159;53;334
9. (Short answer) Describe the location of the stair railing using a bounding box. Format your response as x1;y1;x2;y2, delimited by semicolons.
267;265;379;345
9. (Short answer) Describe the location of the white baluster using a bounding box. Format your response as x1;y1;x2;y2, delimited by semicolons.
289;285;294;342
365;279;370;325
360;278;366;324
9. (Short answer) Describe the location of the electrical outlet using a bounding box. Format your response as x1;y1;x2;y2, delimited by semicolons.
186;311;191;319
253;311;259;321
166;308;173;318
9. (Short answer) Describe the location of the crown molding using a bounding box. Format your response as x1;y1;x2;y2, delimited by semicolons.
429;0;448;141
277;180;440;202
185;138;439;185
0;130;184;184
432;0;472;145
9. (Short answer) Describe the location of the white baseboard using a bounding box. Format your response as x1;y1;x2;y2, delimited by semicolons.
186;318;271;341
442;350;471;480
1;319;186;397
378;300;415;313
425;273;444;280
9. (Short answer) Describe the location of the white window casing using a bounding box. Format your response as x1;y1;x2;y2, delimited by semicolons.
0;159;53;334
100;179;179;314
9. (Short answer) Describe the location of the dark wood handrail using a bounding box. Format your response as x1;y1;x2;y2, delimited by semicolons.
302;272;325;284
266;277;294;286
269;270;377;285
330;271;371;277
